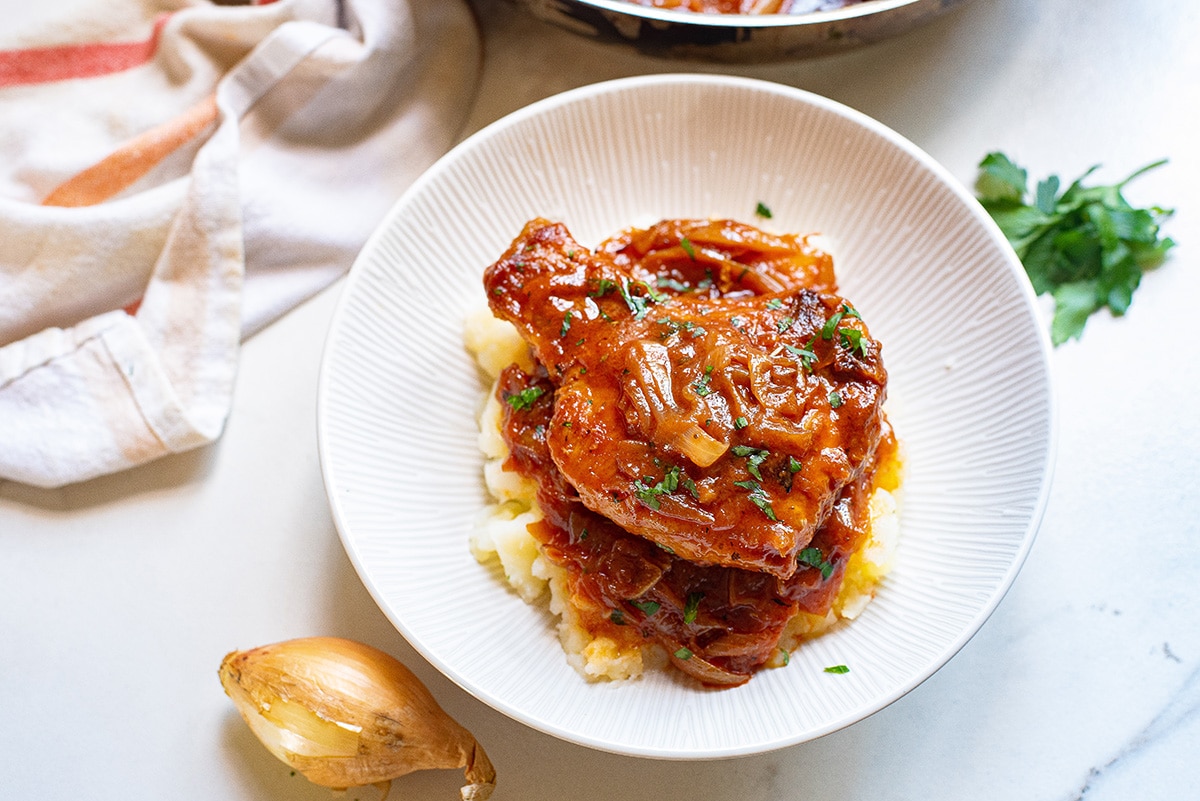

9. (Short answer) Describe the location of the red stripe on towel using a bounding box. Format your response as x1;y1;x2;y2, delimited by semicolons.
0;14;171;88
43;93;220;207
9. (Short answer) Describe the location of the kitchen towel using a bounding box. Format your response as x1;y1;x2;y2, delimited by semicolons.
0;0;480;488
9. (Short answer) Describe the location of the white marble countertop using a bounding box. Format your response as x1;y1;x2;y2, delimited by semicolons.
3;0;1198;798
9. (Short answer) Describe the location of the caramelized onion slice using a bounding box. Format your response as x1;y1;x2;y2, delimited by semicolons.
673;422;728;468
623;340;728;468
663;636;749;687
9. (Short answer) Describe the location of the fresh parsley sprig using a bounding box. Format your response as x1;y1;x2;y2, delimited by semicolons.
976;152;1175;345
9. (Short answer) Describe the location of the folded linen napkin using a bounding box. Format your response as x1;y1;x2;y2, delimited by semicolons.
0;0;480;488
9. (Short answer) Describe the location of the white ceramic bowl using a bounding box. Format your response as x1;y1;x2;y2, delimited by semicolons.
317;74;1056;758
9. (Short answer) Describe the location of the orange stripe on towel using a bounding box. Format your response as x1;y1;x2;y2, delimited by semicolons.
0;14;172;88
43;93;220;208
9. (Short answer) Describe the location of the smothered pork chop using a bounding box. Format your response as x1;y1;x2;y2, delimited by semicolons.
485;218;887;579
474;217;899;686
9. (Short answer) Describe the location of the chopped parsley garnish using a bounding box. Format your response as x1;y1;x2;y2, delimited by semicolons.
755;201;773;219
776;316;794;333
734;416;749;429
680;236;696;259
610;609;626;626
675;647;694;660
828;390;843;408
731;445;769;480
642;281;668;303
658;318;707;338
560;310;572;337
975;152;1175;345
683;592;703;624
631;599;661;617
820;303;861;341
682;477;699;500
821;309;845;340
782;455;803;492
633;465;683;510
839;327;867;356
784;342;817;371
824;664;850;674
733;479;776;520
656;276;692;292
798;547;834;579
692;365;715;397
589;278;616;297
617;278;664;320
766;298;784;310
505;386;545;411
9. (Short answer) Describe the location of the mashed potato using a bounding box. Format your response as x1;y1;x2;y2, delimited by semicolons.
465;306;902;682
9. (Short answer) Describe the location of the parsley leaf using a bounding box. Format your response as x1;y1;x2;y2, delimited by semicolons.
633;465;683;510
824;664;850;674
683;592;703;624
631;599;661;617
798;547;834;579
755;201;773;219
617;278;664;320
839;327;867;355
505;386;545;411
733;479;776;520
820;309;845;340
784;342;817;371
656;276;692;292
659;318;706;338
731;445;769;480
976;152;1175;345
590;278;616;297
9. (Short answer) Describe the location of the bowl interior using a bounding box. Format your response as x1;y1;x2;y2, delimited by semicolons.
317;74;1055;758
